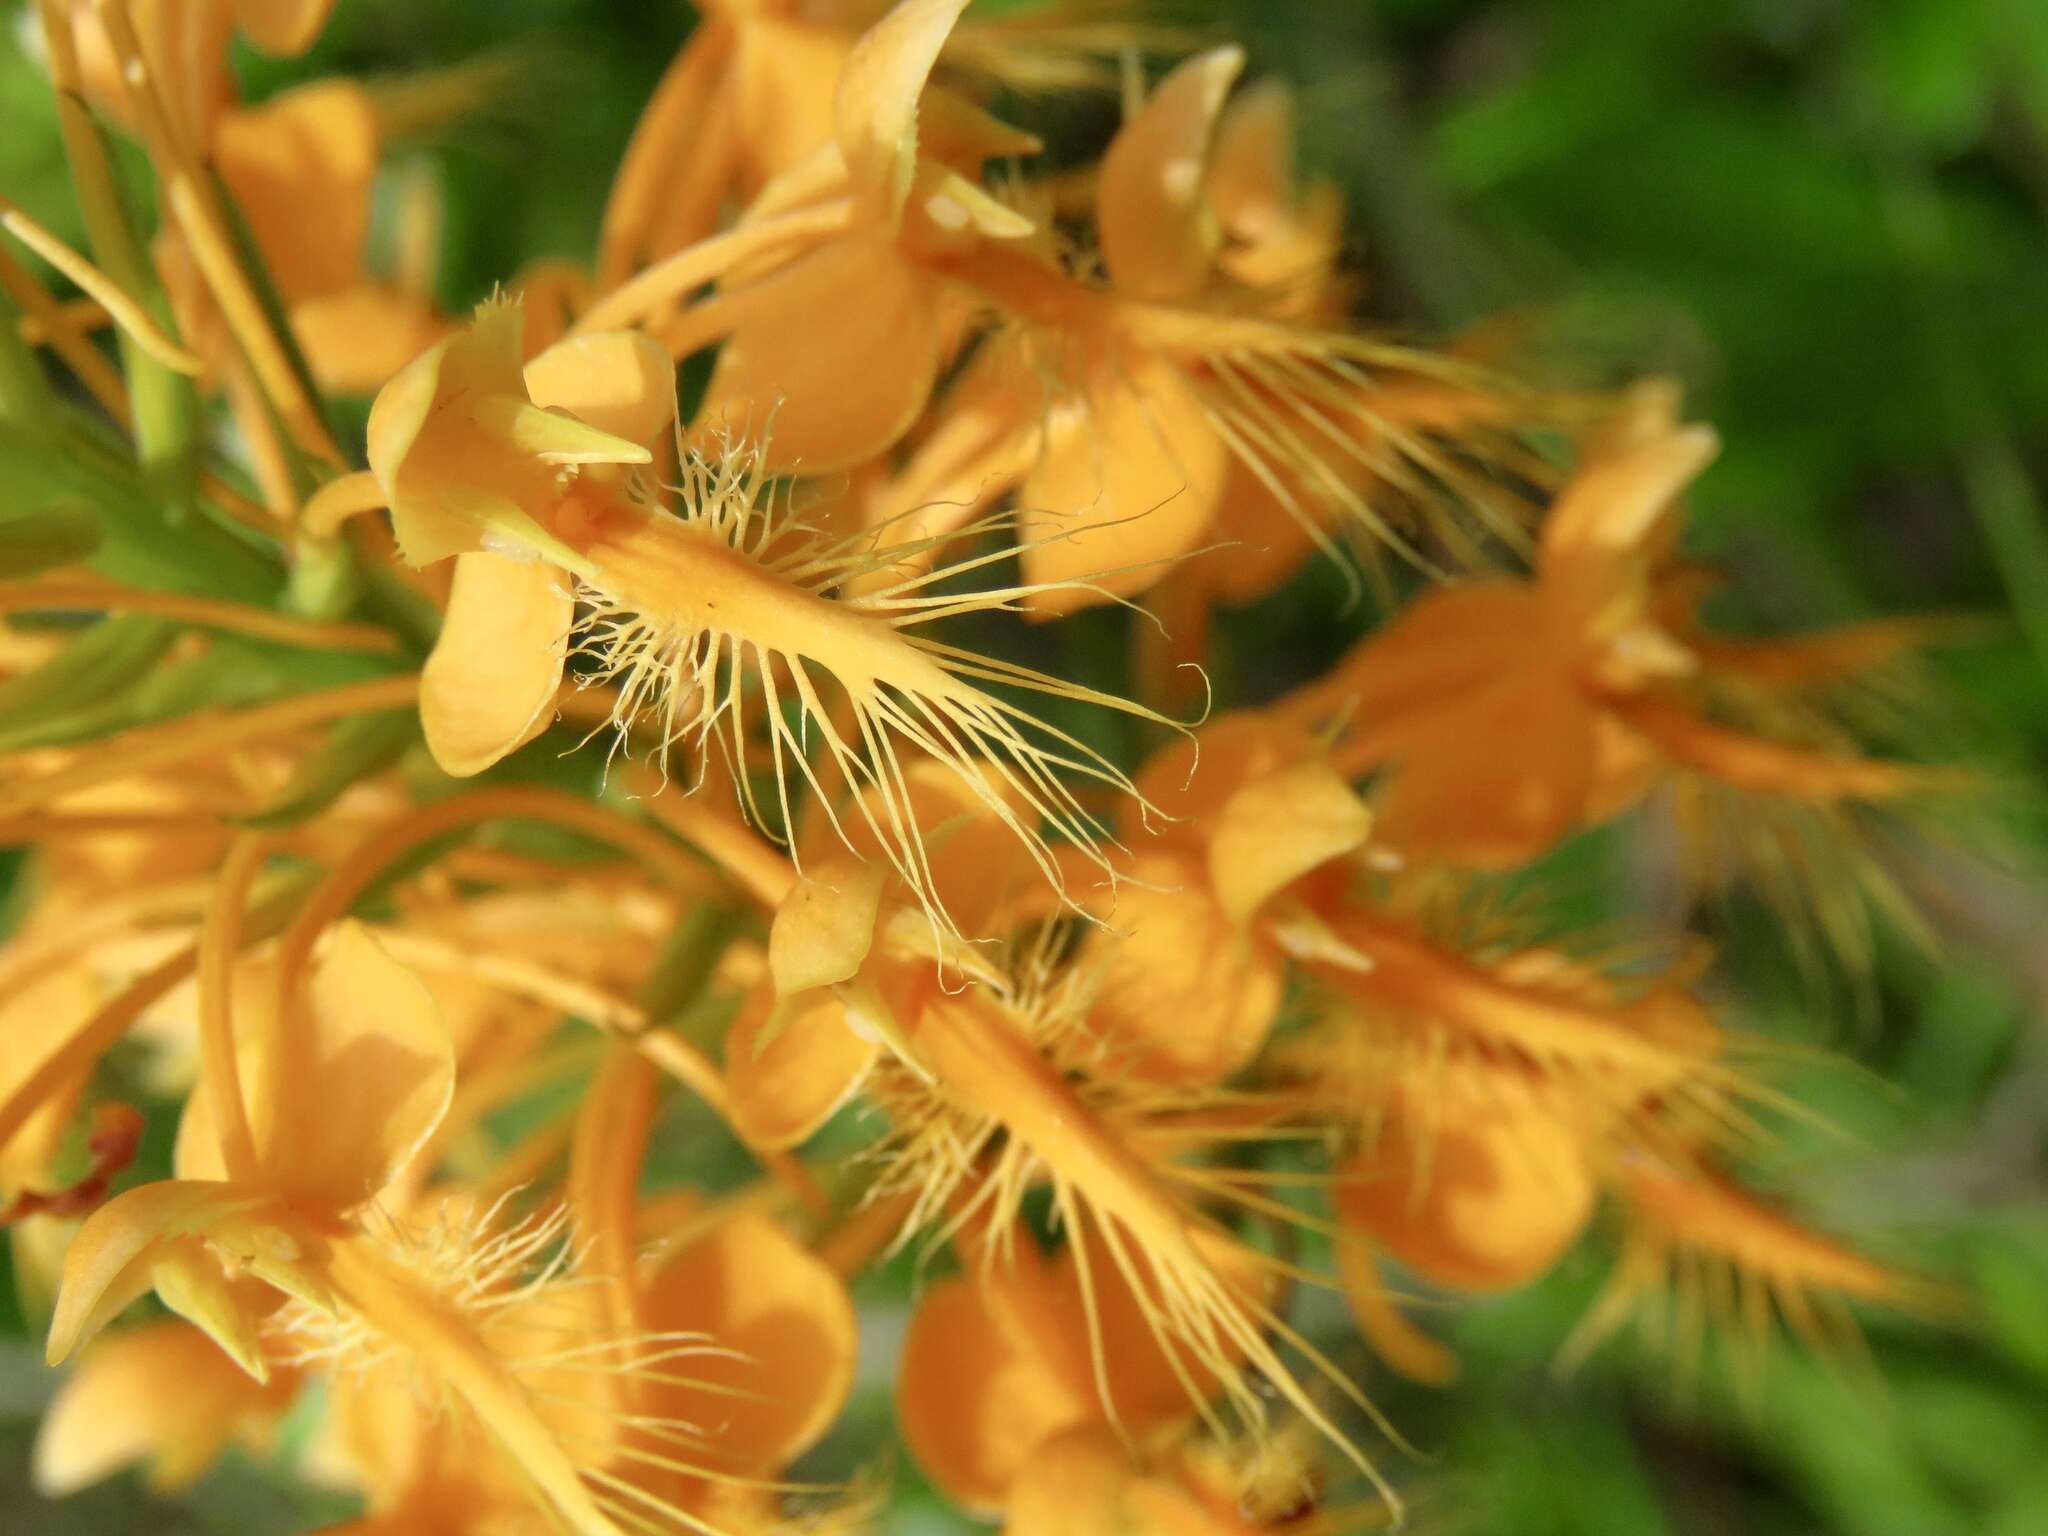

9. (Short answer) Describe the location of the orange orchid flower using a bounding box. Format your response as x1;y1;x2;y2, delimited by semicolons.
599;0;1139;288
42;921;662;1536
365;299;1176;931
1286;383;1955;870
577;0;1042;475
847;44;1538;620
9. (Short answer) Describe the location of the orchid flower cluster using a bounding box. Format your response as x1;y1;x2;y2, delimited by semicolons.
0;1;1975;1532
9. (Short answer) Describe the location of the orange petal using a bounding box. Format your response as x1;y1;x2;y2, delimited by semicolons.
259;922;453;1210
1207;79;1299;245
859;343;1041;555
638;1211;858;1474
1086;857;1284;1088
1097;47;1244;301
214;82;377;301
1207;757;1372;925
898;1268;1094;1515
900;1227;1248;1515
509;259;598;357
733;16;861;196
1287;581;1546;741
1334;1091;1596;1294
833;0;973;220
1541;414;1718;595
0;962;100;1195
524;330;678;449
1372;672;1600;866
769;858;888;997
1132;712;1324;836
695;234;941;473
725;984;878;1150
420;552;571;777
602;16;742;277
46;1180;256;1365
1002;1426;1133;1536
291;285;449;397
368;300;641;571
799;758;1044;939
34;1320;283;1495
1188;459;1322;606
1019;357;1227;612
153;1242;279;1381
233;0;335;54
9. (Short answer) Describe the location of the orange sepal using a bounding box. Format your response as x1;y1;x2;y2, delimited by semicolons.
420;552;571;777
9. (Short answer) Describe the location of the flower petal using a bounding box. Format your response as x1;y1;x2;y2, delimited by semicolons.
1541;400;1718;606
1372;671;1600;866
898;1268;1092;1515
420;552;571;777
725;984;878;1151
232;0;336;55
368;301;628;572
1003;1426;1136;1536
1207;79;1299;245
214;82;377;301
1019;358;1227;613
33;1321;280;1496
695;234;942;473
1086;857;1284;1087
259;922;453;1210
769;858;889;997
292;286;449;397
1334;1088;1596;1294
524;330;678;449
833;0;972;220
1207;757;1373;926
638;1212;858;1474
1097;47;1245;301
46;1180;256;1365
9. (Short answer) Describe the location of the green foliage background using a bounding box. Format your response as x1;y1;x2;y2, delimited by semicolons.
3;1;2047;1532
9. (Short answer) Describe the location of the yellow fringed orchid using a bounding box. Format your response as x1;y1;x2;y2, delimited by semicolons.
580;0;1042;475
599;0;1144;286
1285;383;1956;870
42;922;662;1536
726;754;1073;1151
848;43;1537;618
371;299;1175;931
881;980;1399;1508
47;923;451;1377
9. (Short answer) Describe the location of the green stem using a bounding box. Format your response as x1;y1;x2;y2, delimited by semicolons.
0;288;51;425
46;86;199;520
